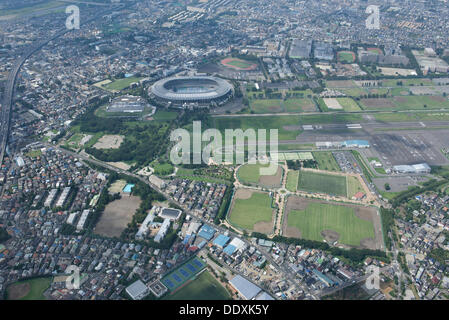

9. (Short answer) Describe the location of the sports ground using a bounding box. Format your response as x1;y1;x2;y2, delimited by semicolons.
165;270;230;300
161;256;206;292
337;51;356;63
237;163;283;188
221;57;258;70
283;197;379;248
297;171;347;197
228;189;274;233
7;277;52;300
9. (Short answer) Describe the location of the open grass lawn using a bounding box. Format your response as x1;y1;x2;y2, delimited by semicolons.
347;176;364;198
153;110;178;121
7;277;52;300
283;98;316;112
229;192;273;230
102;77;144;91
286;170;299;192
336;98;362;112
250;99;283;113
298;171;347;197
360;96;449;111
339;87;369;97
287;202;375;246
165;271;230;300
312;152;341;172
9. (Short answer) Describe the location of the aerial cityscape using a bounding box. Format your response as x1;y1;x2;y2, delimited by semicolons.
0;0;448;305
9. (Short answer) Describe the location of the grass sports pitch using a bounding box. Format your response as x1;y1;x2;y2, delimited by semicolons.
7;277;52;300
298;171;347;197
286;201;375;247
165;270;230;300
228;190;274;232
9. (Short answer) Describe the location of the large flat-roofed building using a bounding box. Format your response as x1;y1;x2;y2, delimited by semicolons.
314;41;334;61
150;76;234;108
106;95;147;113
289;39;312;59
229;275;262;300
393;163;431;174
125;280;149;300
159;208;182;220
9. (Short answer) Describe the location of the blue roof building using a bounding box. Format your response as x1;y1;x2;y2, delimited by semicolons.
198;225;216;240
223;244;237;255
230;275;262;300
213;234;230;248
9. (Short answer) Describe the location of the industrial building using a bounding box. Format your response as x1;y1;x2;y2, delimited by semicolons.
229;275;262;300
125;280;149;300
289;39;312;59
393;163;431;174
106;95;147;113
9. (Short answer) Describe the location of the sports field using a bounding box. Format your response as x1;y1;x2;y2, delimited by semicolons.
221;57;258;70
312;152;341;172
228;190;274;233
237;163;282;188
347;176;365;198
283;98;316;112
298;171;347;197
286;170;299;192
161;256;206;292
165;270;230;300
102;77;144;92
336;98;362;111
7;277;52;300
337;51;356;63
285;200;375;247
360;96;449;111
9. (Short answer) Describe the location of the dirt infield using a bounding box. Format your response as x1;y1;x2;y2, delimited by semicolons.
234;188;253;200
259;166;283;188
220;57;258;71
93;135;124;149
7;283;30;300
94;195;141;237
282;196;383;250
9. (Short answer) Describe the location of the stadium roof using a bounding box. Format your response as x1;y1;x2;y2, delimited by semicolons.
151;76;233;102
230;275;262;300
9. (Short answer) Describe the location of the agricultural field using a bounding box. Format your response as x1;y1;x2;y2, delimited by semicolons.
7;277;52;300
283;197;378;248
286;170;299;192
165;271;230;300
228;189;274;233
312;152;341;172
360;96;449;111
250;99;283;113
337;51;356;63
283;98;316;112
297;171;347;197
237;163;283;188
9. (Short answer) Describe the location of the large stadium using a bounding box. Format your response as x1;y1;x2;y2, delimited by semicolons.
150;76;234;107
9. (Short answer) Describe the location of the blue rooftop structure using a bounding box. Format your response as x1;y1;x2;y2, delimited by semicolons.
213;234;230;248
223;244;237;255
343;140;370;148
122;184;135;193
198;225;216;240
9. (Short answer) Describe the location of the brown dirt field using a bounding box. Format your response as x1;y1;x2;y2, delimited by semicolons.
94;195;142;237
253;220;274;234
284;226;301;238
259;166;283;188
234;188;253;200
361;98;395;109
429;96;446;102
7;283;30;300
321;230;340;243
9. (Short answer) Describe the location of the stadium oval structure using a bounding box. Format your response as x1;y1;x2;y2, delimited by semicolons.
150;76;234;107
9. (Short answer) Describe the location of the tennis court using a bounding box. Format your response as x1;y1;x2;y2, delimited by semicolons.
161;256;206;291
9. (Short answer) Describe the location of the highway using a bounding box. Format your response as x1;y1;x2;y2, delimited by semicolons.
0;4;122;168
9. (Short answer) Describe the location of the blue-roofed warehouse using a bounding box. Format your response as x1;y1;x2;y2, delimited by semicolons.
223;245;237;255
213;234;230;248
343;140;370;148
198;224;216;241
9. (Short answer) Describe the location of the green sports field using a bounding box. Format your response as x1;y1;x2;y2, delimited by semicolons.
165;271;230;300
337;51;356;63
336;98;362;112
287;202;375;246
237;163;282;187
250;99;283;113
312;152;341;172
228;191;274;231
298;171;347;197
286;170;299;192
7;277;52;300
283;98;316;112
102;77;144;92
